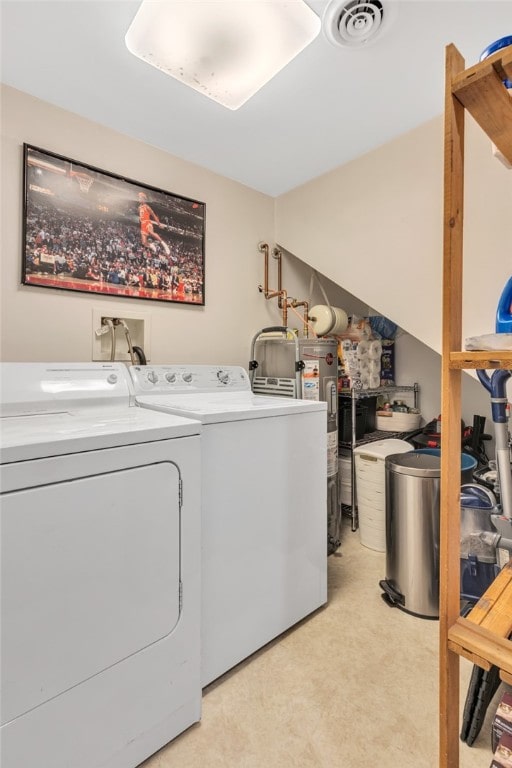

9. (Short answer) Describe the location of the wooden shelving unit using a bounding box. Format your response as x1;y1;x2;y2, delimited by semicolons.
440;43;512;767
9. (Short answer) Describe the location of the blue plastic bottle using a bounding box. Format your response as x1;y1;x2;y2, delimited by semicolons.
480;37;512;88
496;276;512;333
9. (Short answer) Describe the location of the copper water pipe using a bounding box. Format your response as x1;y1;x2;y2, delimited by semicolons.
272;247;284;309
258;242;310;331
258;242;288;326
274;247;309;334
282;293;288;327
274;246;290;325
290;299;310;337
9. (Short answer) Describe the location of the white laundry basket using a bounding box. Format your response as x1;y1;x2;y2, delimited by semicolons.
354;439;413;551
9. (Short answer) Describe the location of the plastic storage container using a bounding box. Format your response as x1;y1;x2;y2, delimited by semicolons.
338;401;367;442
375;411;422;432
338;448;352;506
415;447;477;484
353;438;413;551
361;395;378;433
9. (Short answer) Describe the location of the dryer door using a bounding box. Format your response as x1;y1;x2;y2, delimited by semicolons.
1;459;181;724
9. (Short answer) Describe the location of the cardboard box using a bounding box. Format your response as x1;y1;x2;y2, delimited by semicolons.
380;339;395;386
492;692;512;753
492;730;512;765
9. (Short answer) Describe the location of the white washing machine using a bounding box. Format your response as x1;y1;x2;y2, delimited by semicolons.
0;363;202;768
128;364;327;687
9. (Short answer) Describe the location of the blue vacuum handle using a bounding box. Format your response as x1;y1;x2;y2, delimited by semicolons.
477;369;511;422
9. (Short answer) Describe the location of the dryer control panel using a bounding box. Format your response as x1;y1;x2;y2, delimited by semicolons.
0;362;132;415
129;365;251;394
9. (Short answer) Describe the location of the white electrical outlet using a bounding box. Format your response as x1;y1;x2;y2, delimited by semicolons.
92;308;151;362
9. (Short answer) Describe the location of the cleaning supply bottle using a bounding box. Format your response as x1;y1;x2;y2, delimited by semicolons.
496;276;512;333
480;36;512;168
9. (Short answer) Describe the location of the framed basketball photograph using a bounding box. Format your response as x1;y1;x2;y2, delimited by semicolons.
22;144;205;305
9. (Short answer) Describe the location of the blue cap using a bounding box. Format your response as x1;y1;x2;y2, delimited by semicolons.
480;36;512;88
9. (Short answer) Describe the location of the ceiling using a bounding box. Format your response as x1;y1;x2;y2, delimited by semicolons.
0;1;509;196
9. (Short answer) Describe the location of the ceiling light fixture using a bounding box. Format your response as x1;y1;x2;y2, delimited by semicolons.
125;0;321;111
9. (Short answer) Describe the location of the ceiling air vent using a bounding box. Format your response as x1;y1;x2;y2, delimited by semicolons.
322;0;396;48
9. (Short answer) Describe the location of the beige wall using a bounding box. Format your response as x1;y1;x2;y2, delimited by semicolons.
273;113;512;428
275;115;512;356
1;84;509;431
0;85;277;365
277;247;494;429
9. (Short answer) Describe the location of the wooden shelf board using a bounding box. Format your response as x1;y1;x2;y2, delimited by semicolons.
447;638;492;671
501;669;512;686
449;351;512;369
448;563;512;674
448;618;512;675
452;47;512;165
467;560;512;635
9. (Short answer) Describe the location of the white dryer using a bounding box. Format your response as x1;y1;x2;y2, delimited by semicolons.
128;364;327;687
0;363;202;768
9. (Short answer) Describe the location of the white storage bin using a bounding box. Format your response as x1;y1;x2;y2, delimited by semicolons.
338;449;352;506
354;439;412;551
375;411;421;432
340;480;352;506
338;449;351;478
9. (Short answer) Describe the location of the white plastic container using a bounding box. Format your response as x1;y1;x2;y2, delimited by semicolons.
354;439;412;551
338;449;352;506
375;411;421;432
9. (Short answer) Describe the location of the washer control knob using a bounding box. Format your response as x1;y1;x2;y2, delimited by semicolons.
147;370;159;384
182;372;193;383
107;373;118;384
165;372;176;383
217;370;230;385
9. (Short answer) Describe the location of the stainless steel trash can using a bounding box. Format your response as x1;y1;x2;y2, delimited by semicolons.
380;452;441;619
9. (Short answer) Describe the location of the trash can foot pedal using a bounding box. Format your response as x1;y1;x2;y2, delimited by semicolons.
379;579;405;608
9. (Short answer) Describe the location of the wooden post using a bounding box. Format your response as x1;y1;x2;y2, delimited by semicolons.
439;43;466;768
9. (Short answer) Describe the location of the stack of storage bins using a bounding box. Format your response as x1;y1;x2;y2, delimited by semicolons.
354;438;412;551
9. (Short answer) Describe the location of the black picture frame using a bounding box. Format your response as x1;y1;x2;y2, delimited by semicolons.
22;144;205;305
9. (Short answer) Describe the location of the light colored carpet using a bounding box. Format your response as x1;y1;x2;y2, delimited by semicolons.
142;518;500;767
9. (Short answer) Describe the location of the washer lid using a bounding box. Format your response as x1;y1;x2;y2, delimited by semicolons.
0;406;201;463
135;391;326;424
385;452;441;477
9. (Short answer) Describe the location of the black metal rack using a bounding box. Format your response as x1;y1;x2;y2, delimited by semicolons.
338;384;420;531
